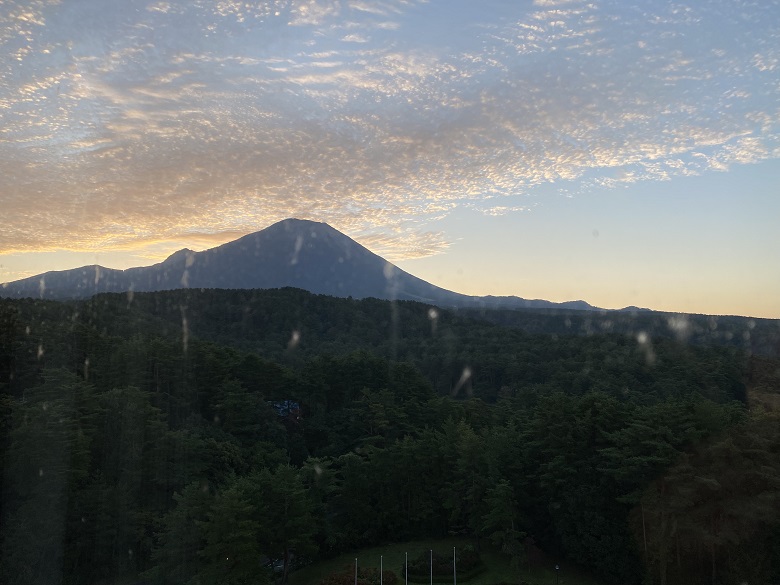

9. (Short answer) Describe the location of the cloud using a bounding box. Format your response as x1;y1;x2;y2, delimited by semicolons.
348;229;451;261
1;0;779;261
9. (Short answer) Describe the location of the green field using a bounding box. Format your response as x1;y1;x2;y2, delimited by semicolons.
288;539;604;585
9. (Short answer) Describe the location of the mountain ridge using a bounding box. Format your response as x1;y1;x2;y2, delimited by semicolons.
0;218;624;311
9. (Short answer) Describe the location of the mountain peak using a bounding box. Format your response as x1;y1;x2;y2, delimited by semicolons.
265;217;330;232
164;248;195;262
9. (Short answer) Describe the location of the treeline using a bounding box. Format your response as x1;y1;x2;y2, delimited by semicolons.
459;307;780;359
0;290;778;585
0;289;753;402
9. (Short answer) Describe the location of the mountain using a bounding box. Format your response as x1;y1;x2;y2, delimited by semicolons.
0;218;603;310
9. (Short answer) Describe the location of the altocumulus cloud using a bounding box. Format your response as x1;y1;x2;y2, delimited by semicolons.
1;0;778;259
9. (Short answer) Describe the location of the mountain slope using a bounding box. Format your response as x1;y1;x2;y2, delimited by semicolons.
0;218;600;310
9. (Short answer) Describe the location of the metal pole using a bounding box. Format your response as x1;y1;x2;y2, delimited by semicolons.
405;552;408;585
381;556;383;585
430;549;433;585
453;547;456;585
355;558;358;585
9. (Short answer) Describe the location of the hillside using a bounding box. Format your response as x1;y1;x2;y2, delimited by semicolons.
1;289;779;585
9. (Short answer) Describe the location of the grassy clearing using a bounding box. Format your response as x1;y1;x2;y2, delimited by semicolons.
288;539;604;585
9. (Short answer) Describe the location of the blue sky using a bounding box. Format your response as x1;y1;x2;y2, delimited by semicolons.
1;0;779;317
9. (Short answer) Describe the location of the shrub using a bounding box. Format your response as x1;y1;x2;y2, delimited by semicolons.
320;566;398;585
406;549;482;581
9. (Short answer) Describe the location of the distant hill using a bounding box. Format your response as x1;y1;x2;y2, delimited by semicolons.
0;218;608;311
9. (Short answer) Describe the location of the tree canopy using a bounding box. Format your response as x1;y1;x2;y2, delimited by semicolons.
0;289;778;585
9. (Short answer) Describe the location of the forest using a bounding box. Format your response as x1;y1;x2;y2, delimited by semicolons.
0;288;779;585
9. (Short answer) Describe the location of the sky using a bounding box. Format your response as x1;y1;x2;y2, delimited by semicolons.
1;0;779;318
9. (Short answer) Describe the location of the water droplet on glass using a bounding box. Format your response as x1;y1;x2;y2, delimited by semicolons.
288;330;301;350
428;307;439;335
180;305;189;353
667;315;690;340
452;367;472;396
291;235;303;265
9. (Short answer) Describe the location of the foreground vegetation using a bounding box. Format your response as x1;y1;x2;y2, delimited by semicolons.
287;538;603;585
0;289;779;585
